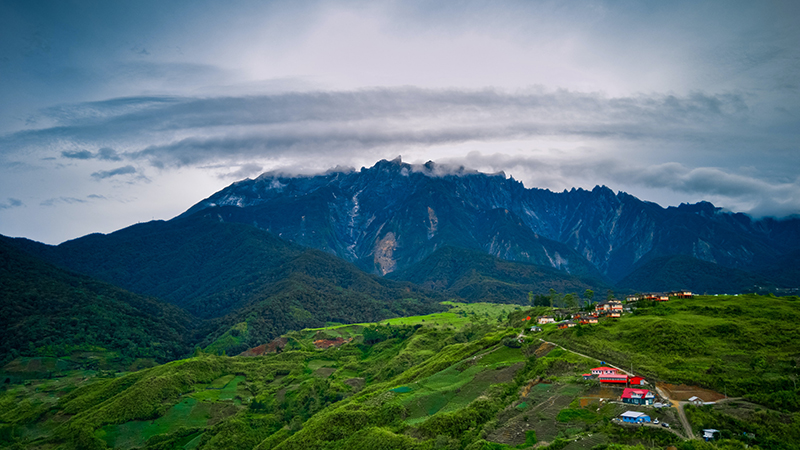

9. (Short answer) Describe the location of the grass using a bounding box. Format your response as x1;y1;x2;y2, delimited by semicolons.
544;295;800;396
391;344;526;425
305;302;522;334
97;397;214;449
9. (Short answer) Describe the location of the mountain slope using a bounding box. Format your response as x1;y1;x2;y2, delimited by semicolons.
182;158;800;284
0;236;194;365
615;254;776;294
8;212;447;354
12;211;299;313
389;246;608;303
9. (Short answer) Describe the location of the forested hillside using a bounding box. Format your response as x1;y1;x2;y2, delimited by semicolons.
3;213;447;356
0;237;194;367
389;246;608;302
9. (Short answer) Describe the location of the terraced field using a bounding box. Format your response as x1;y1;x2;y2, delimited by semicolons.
96;374;249;449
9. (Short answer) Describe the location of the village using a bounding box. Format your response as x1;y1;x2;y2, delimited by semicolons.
527;290;694;331
523;290;725;442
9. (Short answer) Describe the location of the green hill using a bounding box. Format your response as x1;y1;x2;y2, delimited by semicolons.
388;246;609;303
0;237;194;367
2;296;799;450
545;294;800;402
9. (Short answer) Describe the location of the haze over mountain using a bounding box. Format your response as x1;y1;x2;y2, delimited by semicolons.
184;158;800;286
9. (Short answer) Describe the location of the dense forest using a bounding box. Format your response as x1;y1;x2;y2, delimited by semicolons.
0;237;194;367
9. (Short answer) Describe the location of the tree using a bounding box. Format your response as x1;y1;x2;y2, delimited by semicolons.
606;289;615;301
563;293;577;309
533;294;551;307
528;291;534;306
583;289;594;303
549;289;561;307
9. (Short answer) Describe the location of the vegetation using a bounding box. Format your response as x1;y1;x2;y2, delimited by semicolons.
388;246;609;303
543;294;800;405
3;294;797;449
0;237;194;367
2;217;449;358
616;255;777;294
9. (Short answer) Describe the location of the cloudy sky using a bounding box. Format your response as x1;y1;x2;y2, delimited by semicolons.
1;0;798;244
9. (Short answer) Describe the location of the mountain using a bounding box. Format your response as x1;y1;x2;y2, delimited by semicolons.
388;246;608;303
7;212;447;354
0;236;194;365
183;157;800;284
615;254;777;294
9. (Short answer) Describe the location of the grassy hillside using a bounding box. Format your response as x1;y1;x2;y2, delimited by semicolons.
543;294;800;408
3;296;798;450
0;236;194;367
389;246;609;303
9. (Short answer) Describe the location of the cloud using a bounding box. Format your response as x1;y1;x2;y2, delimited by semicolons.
219;163;263;179
61;150;94;160
0;198;23;209
9;88;755;158
97;148;123;161
61;148;122;161
1;87;798;217
40;197;87;207
91;165;137;180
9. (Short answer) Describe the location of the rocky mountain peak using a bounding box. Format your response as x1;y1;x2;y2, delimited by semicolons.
183;159;800;283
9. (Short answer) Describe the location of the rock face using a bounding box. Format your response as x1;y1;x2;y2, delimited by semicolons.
182;157;800;283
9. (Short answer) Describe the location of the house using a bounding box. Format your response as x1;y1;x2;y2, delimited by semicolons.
538;316;555;324
591;367;619;376
596;300;623;312
599;373;629;384
668;290;693;298
621;388;655;405
530;326;542;332
642;293;669;301
702;429;720;441
606;311;621;318
620;411;651;423
557;320;576;329
582;373;593;380
688;396;704;406
580;317;599;325
626;294;642;302
628;376;646;386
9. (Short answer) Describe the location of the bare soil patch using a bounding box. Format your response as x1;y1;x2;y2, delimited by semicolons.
657;382;726;402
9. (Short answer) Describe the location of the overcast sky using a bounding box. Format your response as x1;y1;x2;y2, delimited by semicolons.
1;0;798;244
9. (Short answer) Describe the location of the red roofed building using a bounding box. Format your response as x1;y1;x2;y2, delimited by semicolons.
629;376;645;386
621;388;655;405
599;373;629;384
591;367;619;376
